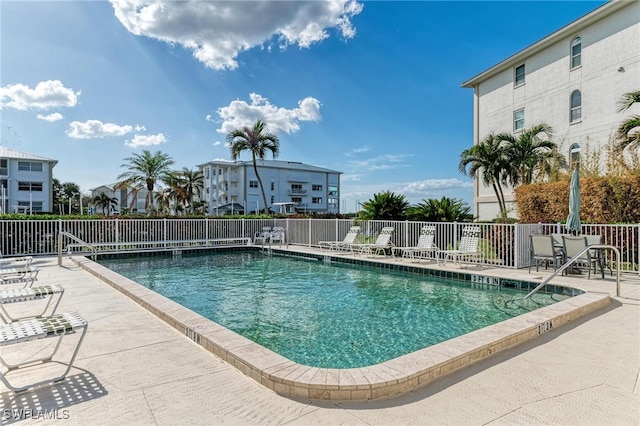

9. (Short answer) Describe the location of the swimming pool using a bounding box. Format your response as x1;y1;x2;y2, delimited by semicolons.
99;251;568;368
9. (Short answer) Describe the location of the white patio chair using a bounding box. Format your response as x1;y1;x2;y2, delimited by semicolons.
0;284;65;323
350;227;396;258
253;227;271;246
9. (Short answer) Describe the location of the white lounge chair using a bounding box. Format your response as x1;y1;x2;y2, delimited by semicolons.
319;226;361;252
0;266;39;287
0;284;65;323
350;227;396;258
0;312;88;392
0;252;33;269
437;226;481;267
394;225;438;262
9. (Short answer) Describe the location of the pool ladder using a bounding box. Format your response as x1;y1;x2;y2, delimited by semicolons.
525;244;621;299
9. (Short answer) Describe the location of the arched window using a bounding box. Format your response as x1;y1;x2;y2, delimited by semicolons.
570;143;581;169
570;90;582;123
571;37;582;69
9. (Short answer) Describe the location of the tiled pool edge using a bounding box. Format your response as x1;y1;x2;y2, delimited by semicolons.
72;255;611;401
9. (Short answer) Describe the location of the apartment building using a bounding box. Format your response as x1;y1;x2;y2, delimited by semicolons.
198;159;341;215
462;0;639;220
89;183;149;214
0;145;58;213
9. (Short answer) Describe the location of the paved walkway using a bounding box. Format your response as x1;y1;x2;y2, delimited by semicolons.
1;253;638;425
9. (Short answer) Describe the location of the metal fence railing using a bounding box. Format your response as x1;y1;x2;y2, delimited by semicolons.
1;219;638;273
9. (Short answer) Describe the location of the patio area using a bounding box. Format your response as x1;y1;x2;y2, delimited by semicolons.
1;250;638;425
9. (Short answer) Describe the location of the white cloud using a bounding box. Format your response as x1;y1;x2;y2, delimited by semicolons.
213;141;222;146
110;0;363;70
346;146;370;156
346;154;411;172
205;114;213;122
0;80;80;111
66;120;134;139
216;93;321;134
125;133;168;147
396;178;474;195
36;112;64;122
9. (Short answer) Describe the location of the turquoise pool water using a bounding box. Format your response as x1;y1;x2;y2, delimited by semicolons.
100;251;567;368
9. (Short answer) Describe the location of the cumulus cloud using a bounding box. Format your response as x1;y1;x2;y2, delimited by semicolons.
0;80;80;111
216;93;321;134
212;141;222;146
110;0;363;70
396;178;474;196
66;120;134;139
125;133;168;147
37;112;64;122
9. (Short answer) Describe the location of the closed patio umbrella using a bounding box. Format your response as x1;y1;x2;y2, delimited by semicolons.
565;168;581;235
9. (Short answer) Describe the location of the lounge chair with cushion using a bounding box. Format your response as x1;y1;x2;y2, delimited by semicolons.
0;312;88;392
437;226;482;268
319;226;361;252
350;227;396;258
0;284;65;323
394;225;438;262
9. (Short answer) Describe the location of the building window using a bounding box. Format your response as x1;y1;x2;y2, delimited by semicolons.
18;201;43;212
312;184;322;191
291;184;303;194
570;144;581;169
17;161;43;172
270;182;275;191
328;186;338;197
18;181;43;191
291;197;302;204
570;37;581;69
312;197;322;204
514;108;525;131
514;64;525;86
570;90;582;123
249;180;259;188
270;195;274;204
0;159;7;176
328;197;338;207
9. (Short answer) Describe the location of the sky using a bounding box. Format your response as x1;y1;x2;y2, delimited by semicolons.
0;0;607;213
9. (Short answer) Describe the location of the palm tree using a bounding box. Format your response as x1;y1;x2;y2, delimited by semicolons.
114;180;143;213
179;168;203;213
459;133;510;220
501;123;557;186
406;197;473;222
615;90;640;152
227;120;280;214
117;150;174;214
358;191;409;220
61;182;80;214
92;192;118;215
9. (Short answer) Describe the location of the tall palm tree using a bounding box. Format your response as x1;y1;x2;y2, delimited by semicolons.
459;133;510;220
117;150;174;214
227;120;279;214
114;180;143;213
615;90;640;152
92;192;118;215
62;182;80;214
501;123;557;185
179;167;203;213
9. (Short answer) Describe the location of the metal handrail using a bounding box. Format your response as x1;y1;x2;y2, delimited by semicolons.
58;232;96;265
525;244;621;299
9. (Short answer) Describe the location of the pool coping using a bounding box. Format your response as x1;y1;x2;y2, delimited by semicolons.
72;253;611;402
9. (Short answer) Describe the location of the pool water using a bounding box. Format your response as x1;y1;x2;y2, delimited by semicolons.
100;251;567;368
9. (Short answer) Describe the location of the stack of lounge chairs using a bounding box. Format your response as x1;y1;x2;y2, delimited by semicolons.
0;253;88;393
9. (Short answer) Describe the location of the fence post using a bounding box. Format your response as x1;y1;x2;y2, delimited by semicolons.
308;218;312;247
163;218;167;249
514;223;520;269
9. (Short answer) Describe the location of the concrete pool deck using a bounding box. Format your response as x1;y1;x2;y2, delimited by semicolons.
0;250;638;425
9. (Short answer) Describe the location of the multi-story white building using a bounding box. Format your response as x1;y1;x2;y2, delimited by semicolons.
88;183;150;214
198;159;341;215
0;146;58;214
462;0;639;220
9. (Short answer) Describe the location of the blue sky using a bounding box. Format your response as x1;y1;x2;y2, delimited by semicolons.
1;0;605;213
